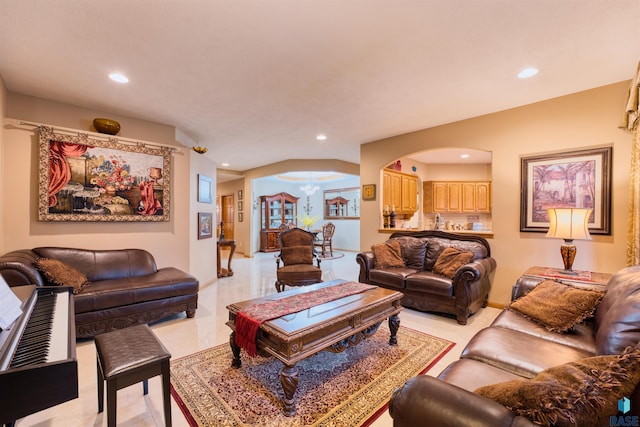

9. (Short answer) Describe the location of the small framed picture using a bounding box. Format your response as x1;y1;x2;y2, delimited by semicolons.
238;189;243;200
238;212;243;222
362;184;376;201
238;201;243;211
198;174;212;203
198;212;213;239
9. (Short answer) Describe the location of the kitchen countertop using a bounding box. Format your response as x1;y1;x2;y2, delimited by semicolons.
378;228;494;238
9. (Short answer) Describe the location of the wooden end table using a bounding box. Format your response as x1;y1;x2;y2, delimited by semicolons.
520;266;612;288
226;279;402;416
217;239;236;278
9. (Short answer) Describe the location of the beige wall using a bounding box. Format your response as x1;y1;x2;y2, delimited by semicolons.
1;92;218;286
361;81;633;306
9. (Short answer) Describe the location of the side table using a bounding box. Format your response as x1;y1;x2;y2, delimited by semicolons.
520;265;611;288
217;239;236;278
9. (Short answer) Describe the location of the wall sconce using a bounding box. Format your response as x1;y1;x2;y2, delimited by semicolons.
546;208;592;274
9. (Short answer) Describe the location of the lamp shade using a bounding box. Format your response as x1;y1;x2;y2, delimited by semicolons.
546;208;592;241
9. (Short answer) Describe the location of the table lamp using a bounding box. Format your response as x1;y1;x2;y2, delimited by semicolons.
546;208;592;274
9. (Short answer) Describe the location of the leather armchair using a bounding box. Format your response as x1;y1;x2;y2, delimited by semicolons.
275;228;323;292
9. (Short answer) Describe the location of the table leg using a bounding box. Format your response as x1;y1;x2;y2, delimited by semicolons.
388;314;400;345
226;241;236;275
229;332;242;368
280;364;299;416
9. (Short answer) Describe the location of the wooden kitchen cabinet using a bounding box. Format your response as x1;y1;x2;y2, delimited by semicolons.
424;181;491;213
382;169;418;215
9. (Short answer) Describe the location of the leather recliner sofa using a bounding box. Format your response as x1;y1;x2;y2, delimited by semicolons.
388;265;640;427
356;230;496;324
0;247;199;338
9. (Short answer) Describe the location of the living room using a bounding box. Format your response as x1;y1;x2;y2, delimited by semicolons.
1;1;640;426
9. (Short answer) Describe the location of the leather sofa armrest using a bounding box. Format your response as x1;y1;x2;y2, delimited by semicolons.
389;375;535;427
0;249;46;287
356;251;375;283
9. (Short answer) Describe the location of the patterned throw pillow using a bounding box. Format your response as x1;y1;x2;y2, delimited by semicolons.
371;240;405;268
475;347;640;427
508;280;605;333
33;258;89;294
432;247;474;278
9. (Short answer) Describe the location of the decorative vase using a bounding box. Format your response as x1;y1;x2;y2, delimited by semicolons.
93;118;121;135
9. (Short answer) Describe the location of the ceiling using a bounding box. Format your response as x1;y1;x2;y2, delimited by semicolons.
1;1;639;177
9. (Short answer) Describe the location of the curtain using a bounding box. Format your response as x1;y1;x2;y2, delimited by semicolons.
620;61;640;266
48;140;89;207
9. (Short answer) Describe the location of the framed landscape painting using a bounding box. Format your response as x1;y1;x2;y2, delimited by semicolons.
520;146;612;234
37;126;171;222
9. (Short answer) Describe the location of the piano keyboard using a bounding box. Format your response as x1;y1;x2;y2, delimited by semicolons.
9;291;69;368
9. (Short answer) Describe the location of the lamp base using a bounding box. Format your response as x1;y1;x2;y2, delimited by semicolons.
560;242;577;273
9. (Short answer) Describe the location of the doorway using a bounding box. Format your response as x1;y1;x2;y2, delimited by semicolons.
220;195;235;240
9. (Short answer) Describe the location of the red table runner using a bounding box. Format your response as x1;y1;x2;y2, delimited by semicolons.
235;281;375;356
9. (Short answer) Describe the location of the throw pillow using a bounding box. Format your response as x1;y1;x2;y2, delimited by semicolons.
33;258;89;295
371;240;405;268
475;347;640;427
508;280;605;333
389;237;428;269
432;247;474;278
280;246;313;265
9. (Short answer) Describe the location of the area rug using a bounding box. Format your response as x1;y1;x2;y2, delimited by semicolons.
170;324;454;427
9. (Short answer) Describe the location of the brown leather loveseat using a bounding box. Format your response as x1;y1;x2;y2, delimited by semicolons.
0;247;199;338
356;230;496;324
389;266;640;427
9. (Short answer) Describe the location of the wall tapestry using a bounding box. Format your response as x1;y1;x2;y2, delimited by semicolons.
520;146;612;234
38;126;171;222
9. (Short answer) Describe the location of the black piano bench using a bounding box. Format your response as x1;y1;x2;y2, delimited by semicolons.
94;324;172;427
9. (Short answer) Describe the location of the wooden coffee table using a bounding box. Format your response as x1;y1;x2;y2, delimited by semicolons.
226;279;402;416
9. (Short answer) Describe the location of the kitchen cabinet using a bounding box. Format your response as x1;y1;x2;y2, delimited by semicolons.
259;192;299;252
424;181;491;213
382;169;418;215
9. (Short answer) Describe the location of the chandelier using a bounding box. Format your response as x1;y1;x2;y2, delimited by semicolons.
300;183;319;196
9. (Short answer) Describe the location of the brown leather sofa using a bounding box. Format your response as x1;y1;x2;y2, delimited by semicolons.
356;230;496;324
0;247;199;338
389;266;640;427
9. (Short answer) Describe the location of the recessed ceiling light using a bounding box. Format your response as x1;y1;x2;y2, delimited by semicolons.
221;162;230;167
109;72;129;83
518;68;539;79
316;134;327;141
460;154;470;159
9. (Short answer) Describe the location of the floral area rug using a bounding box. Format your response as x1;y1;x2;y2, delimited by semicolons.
170;324;454;427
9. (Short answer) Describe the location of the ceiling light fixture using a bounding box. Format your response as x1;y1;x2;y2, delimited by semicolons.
221;162;230;167
316;134;327;141
109;72;129;83
518;68;539;79
460;154;470;159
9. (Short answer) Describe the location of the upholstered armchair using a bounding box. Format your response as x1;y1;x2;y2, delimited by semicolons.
275;228;323;292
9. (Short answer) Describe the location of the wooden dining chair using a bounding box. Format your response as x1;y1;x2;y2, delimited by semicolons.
314;222;335;257
275;227;323;292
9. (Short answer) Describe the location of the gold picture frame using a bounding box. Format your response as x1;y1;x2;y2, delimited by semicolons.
362;184;376;201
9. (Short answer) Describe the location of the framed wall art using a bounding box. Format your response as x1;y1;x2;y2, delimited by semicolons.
238;212;243;222
198;174;213;203
37;126;171;222
238;189;243;200
198;212;213;239
238;201;243;211
362;184;376;201
520;146;612;234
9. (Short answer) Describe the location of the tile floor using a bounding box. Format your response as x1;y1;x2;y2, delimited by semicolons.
17;250;500;427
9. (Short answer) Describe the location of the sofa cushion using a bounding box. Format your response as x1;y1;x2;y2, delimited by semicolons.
508;280;605;333
424;237;487;270
372;240;405;268
475;347;640;427
33;257;89;294
405;271;454;296
388;236;428;269
369;268;415;289
433;247;474;279
280;246;313;265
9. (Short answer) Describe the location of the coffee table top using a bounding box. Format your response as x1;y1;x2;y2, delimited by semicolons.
226;279;402;340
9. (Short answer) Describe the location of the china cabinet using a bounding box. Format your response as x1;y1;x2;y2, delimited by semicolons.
259;192;299;252
325;196;349;218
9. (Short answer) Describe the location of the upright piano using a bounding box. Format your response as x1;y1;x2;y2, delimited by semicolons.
0;285;78;426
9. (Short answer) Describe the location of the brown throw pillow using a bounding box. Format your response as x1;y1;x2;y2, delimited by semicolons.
509;280;605;333
475;347;640;427
280;246;313;265
432;247;474;278
371;240;405;268
33;258;89;295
